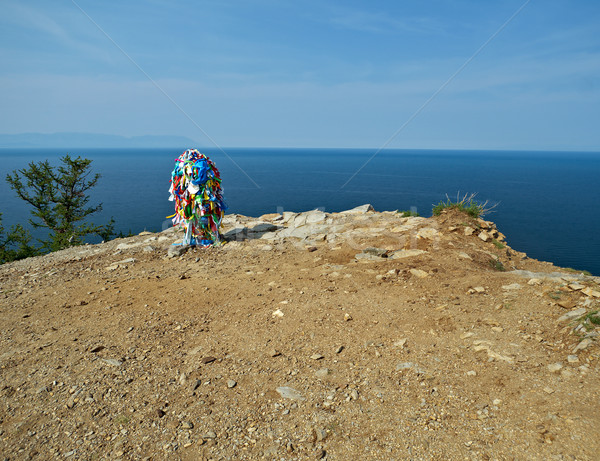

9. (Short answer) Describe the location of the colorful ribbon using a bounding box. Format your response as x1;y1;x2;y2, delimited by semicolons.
168;149;227;247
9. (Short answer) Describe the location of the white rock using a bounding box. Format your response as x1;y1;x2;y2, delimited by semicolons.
556;308;586;322
547;363;563;373
276;387;305;401
341;204;374;214
409;269;429;278
305;210;327;224
417;228;439;239
573;338;593;353
389;249;427;260
478;231;491;242
582;287;600;298
501;283;522;290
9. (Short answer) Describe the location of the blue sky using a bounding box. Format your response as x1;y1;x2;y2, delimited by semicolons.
1;0;599;150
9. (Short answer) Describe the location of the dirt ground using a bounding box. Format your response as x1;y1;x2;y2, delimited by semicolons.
1;208;599;460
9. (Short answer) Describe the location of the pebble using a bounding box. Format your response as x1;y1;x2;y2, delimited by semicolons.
466;370;477;376
276;386;305;401
314;428;327;442
227;380;237;388
310;354;324;360
335;345;344;353
573;338;593;353
547;363;563;373
315;368;329;379
567;354;579;363
181;421;194;429
393;338;408;348
409;269;429;278
344;313;352;321
101;358;123;367
543;387;555;394
203;431;217;439
268;348;281;357
556;308;586;322
501;283;522;290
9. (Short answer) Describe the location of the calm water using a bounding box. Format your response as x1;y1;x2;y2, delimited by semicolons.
1;148;599;275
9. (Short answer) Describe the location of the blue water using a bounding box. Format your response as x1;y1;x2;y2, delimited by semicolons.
0;148;599;275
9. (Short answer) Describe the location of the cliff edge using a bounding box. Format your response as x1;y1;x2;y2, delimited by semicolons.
1;206;599;460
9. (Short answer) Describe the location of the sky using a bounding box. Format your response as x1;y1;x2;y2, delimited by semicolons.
0;0;599;150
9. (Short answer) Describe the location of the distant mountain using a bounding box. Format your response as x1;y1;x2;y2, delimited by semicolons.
0;132;198;148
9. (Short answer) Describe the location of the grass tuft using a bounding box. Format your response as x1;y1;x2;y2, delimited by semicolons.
398;210;420;217
432;192;497;219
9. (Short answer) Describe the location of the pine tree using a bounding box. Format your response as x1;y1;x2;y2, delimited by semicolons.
0;213;38;263
6;154;114;253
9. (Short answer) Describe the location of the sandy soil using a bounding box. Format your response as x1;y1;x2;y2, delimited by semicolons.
1;208;599;460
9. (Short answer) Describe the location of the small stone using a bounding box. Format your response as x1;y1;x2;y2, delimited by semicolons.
314;428;327;442
203;431;217;439
561;369;575;378
344;313;352;321
90;345;105;353
491;326;504;332
493;399;502;405
573;338;593;353
568;283;584;291
501;283;522;290
157;409;166;418
466;370;477;376
350;389;359;400
101;358;123;367
272;309;284;318
315;368;329;379
557;308;587;322
457;252;472;260
335;345;344;353
557;299;576;309
567;354;579;363
201;356;217;364
460;332;475;339
181;421;194;429
547;363;563;373
409;269;429;278
276;386;305;401
168;245;189;258
307;246;318;252
473;286;486;293
528;278;542;285
313;448;326;459
464;227;475;236
227;380;237;388
389;249;427;260
393;338;407;348
478;231;490;242
543;387;555;394
362;247;387;257
310;354;324;360
268;348;281;357
582;287;600;298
